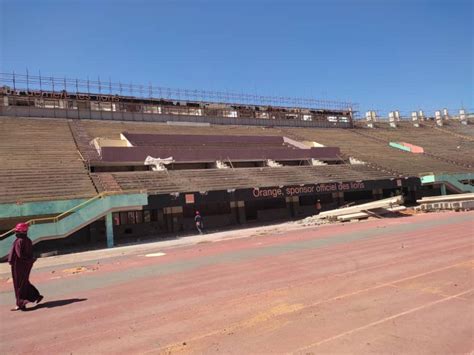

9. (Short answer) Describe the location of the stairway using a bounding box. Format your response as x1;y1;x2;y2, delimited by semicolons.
0;192;147;259
68;120;101;162
94;173;123;192
421;173;474;194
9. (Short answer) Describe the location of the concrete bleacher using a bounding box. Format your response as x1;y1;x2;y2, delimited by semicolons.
282;127;472;176
79;118;472;176
81;120;284;141
0;117;97;203
78;121;341;164
99;145;341;164
444;124;474;139
2;116;471;205
351;121;474;167
121;133;288;148
418;119;474;139
92;165;396;194
1;112;470;257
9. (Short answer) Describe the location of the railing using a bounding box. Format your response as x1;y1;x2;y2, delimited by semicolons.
0;71;356;111
0;190;146;241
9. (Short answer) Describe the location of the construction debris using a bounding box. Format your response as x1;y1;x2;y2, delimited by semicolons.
336;206;406;222
298;196;405;226
318;196;404;220
266;159;282;167
215;160;230;169
297;216;331;226
144;156;174;171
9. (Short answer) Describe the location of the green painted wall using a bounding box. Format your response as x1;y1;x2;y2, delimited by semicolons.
421;173;474;193
0;198;88;219
0;193;148;259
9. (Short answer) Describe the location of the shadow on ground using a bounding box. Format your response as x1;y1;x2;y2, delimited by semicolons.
26;298;87;311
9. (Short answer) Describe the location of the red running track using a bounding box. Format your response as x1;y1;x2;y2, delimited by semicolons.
0;211;473;354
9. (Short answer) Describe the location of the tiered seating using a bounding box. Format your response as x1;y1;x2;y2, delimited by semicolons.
69;119;101;161
0;117;97;203
79;123;341;164
100;145;340;163
3;116;470;207
122;133;287;149
93;165;396;194
283;127;472;176
351;123;474;167
418;120;474;139
81;120;284;140
446;125;474;138
82;119;472;175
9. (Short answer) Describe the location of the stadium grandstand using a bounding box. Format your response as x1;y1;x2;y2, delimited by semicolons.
0;73;472;259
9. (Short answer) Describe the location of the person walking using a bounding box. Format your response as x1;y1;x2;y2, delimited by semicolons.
194;211;204;235
8;223;43;311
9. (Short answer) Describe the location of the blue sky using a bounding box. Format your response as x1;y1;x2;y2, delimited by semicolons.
1;0;472;116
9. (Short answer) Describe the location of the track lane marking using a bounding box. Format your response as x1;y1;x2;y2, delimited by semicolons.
11;253;473;353
295;288;474;353
385;283;470;301
156;259;473;354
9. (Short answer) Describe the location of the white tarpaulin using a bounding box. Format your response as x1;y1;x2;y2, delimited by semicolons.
144;156;174;171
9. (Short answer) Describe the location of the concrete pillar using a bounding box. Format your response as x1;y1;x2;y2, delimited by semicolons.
443;108;449;120
285;196;299;217
286;197;293;216
106;212;114;248
230;201;239;224
395;111;401;122
169;206;183;232
411;111;419;128
236;201;246;224
164;208;173;232
332;191;345;206
460;109;467;125
389;112;397;128
372;188;383;200
292;196;300;216
440;184;447;196
407;186;417;204
366;111;375;128
418;110;425;121
435;110;443;126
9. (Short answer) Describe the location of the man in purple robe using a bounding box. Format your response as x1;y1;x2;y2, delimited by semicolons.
8;223;43;311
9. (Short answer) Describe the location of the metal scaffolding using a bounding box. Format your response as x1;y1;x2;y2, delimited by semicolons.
0;71;357;112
